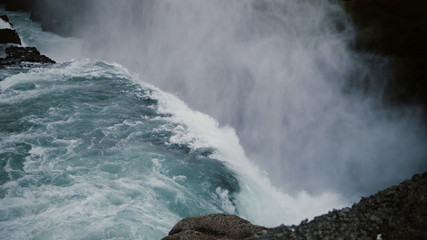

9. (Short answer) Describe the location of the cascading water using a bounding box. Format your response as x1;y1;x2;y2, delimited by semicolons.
1;1;426;239
51;0;426;196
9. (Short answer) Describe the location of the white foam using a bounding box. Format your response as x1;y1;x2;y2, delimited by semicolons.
0;19;12;29
142;81;347;226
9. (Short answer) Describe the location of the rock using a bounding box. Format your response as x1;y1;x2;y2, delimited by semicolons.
244;171;427;240
340;0;427;111
0;15;10;23
165;172;427;240
163;230;220;240
163;214;267;240
0;46;55;66
341;0;427;57
0;29;21;44
0;14;55;67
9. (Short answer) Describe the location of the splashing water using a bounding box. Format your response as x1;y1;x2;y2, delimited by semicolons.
1;1;427;239
39;0;427;196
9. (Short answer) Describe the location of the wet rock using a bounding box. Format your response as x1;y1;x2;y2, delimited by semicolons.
165;172;427;240
0;46;55;66
163;214;267;240
0;14;54;67
0;29;21;44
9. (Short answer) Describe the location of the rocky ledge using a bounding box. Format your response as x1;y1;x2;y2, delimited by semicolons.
0;46;55;66
0;14;55;67
0;29;21;44
164;171;427;240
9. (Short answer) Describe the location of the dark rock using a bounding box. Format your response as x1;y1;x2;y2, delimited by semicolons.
163;214;267;240
340;0;427;112
165;172;427;240
0;29;21;44
245;171;427;240
341;0;427;57
0;46;55;66
163;230;220;240
0;15;10;23
0;0;37;12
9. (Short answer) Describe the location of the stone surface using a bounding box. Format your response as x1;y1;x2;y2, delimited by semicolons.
0;29;21;44
246;171;427;240
163;214;267;240
165;172;427;240
0;46;55;66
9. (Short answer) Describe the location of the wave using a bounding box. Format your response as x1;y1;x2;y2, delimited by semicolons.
0;59;347;239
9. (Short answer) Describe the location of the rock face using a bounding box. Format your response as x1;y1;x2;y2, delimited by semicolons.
163;214;267;240
0;29;21;44
165;172;427;240
0;46;55;66
341;0;427;111
248;171;427;240
0;14;55;67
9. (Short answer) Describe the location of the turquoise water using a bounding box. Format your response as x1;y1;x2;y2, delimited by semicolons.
2;2;426;239
0;60;241;239
0;59;347;240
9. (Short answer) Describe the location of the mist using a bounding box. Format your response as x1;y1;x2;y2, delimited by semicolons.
39;0;426;199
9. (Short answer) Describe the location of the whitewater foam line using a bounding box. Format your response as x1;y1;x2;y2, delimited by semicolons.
137;80;347;227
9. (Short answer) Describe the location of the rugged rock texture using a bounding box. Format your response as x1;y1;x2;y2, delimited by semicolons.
0;46;55;66
248;171;427;240
0;29;21;44
165;172;427;240
341;0;427;111
0;13;55;67
163;214;267;240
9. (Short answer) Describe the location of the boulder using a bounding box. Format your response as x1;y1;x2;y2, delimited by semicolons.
163;214;267;240
0;29;21;44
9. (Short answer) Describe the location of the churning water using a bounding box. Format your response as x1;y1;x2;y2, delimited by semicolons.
1;1;426;239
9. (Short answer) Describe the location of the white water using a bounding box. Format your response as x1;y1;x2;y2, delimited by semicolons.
0;19;12;29
2;0;427;231
58;0;427;197
145;81;346;226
